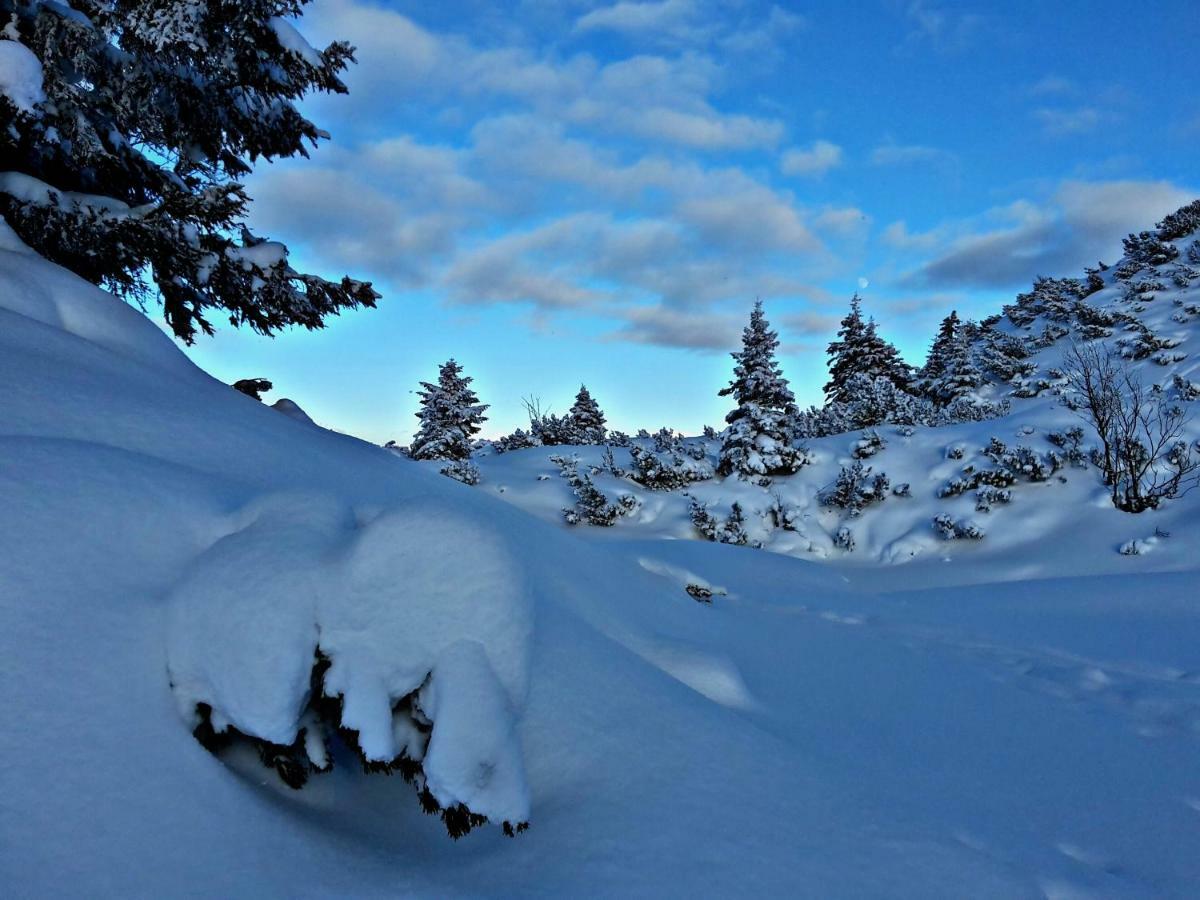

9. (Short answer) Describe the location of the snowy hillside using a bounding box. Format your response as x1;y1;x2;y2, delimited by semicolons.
464;207;1200;577
3;217;1200;898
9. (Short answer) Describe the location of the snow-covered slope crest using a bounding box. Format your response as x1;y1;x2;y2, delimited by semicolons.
0;221;533;834
469;204;1200;574
7;219;1200;897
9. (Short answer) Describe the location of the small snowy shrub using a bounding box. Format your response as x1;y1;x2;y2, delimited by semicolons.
851;430;886;459
717;503;750;546
1047;427;1088;467
440;460;481;486
933;514;985;540
821;461;889;517
833;525;855;552
689;497;719;541
686;584;714;603
627;436;714;490
892;482;912;498
1155;200;1200;241
493;428;539;453
974;486;1012;512
551;455;622;526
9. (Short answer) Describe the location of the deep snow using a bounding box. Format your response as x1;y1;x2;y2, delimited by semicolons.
3;221;1200;898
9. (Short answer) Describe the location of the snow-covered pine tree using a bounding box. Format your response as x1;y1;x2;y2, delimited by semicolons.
921;311;960;389
567;385;607;444
825;294;913;403
921;310;982;405
408;360;488;462
0;0;377;343
718;301;805;478
931;321;983;405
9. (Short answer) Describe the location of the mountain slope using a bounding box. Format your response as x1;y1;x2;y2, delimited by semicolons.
3;221;1200;898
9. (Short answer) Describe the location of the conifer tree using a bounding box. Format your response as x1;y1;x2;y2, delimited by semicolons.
932;322;983;405
921;311;961;387
409;360;488;462
718;301;805;478
0;0;377;343
567;385;607;444
824;294;913;402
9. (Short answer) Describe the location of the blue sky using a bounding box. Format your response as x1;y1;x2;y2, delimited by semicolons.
180;0;1199;443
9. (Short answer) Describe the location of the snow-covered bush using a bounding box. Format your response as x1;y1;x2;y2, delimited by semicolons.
1047;427;1088;467
851;430;886;459
933;514;985;540
689;497;719;540
440;460;481;486
627;441;713;491
1156;199;1200;241
974;486;1012;512
1116;232;1178;279
168;500;533;839
821;462;889;517
718;502;750;546
689;498;752;546
1004;277;1084;326
833;525;855;552
492;428;539;454
551;455;622;526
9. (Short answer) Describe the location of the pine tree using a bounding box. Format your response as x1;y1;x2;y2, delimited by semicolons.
824;294;869;403
567;385;607;444
824;294;913;402
932;322;983;405
718;301;805;478
0;0;377;343
409;360;488;462
921;311;961;387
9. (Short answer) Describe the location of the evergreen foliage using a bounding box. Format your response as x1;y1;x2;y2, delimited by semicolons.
233;377;272;401
0;0;377;342
567;385;607;444
718;301;805;478
409;360;488;462
825;294;913;403
921;311;982;405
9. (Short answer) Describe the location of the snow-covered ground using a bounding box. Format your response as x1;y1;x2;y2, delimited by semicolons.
3;220;1200;898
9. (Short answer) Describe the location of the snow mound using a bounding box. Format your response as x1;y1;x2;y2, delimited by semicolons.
271;397;316;425
0;38;45;113
168;493;533;826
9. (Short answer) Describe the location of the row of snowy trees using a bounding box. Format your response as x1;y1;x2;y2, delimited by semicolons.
400;293;999;481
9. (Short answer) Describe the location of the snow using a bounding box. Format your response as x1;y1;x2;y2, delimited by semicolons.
271;397;316;425
268;16;326;69
3;220;1200;896
0;39;45;113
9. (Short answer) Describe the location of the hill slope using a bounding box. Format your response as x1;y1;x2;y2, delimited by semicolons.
2;221;1200;897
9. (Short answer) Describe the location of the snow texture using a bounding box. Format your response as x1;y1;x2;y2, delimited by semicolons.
3;218;1200;897
0;38;45;112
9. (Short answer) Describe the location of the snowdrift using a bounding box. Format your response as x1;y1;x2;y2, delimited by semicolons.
4;221;1200;897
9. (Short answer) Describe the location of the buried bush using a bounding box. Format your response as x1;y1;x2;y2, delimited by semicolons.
187;650;528;840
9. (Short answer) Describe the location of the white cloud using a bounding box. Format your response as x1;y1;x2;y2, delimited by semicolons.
1033;106;1105;136
575;0;706;42
869;142;954;167
900;1;985;53
899;179;1197;289
1029;75;1074;96
781;140;844;177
